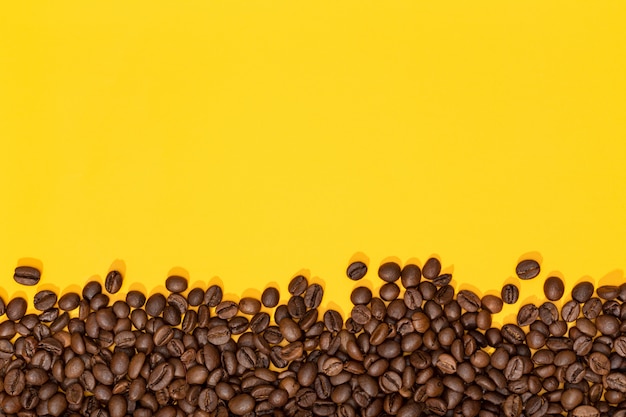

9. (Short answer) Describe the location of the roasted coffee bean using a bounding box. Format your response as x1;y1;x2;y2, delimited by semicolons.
543;276;564;301
261;287;280;308
457;290;481;312
304;283;323;309
380;282;400;301
288;275;308;296
501;284;519;304
562;300;580;322
165;275;188;293
378;261;401;283
6;297;28;321
14;265;41;286
239;297;261;315
346;261;368;280
216;301;238;319
104;270;123;294
422;257;441;280
350;287;372;305
204;284;223;307
516;259;540;280
517;303;538;327
481;294;503;313
33;290;57;311
572;281;594;303
401;263;421;288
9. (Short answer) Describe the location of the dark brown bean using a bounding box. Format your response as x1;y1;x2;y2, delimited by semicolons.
516;259;540;280
104;270;123;294
422;257;441;280
501;284;519;304
14;265;41;286
165;275;188;293
347;261;368;280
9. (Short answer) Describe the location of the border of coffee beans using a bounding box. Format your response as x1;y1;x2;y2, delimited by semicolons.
3;258;626;417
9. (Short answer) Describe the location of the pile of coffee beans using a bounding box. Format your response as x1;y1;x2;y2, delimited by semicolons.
3;257;626;417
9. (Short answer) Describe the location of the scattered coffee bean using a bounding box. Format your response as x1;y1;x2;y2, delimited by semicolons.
516;259;540;279
347;261;368;280
501;283;520;304
165;275;188;293
422;257;441;280
0;254;624;416
543;276;564;301
105;270;124;294
13;265;41;285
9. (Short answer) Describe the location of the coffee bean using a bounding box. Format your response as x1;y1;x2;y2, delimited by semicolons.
517;303;538;327
543;276;564;301
501;284;519;304
350;286;372;305
481;294;503;314
204;284;223;307
215;301;238;319
346;261;368;280
288;275;308;296
422;258;441;280
304;283;323;309
261;287;280;308
33;290;57;311
457;290;481;312
165;275;188;293
516;259;540;279
239;297;261;315
561;299;580;322
401;264;421;288
378;261;401;283
13;265;41;285
380;282;400;301
572;281;594;303
103;270;123;294
572;405;600;417
6;297;27;321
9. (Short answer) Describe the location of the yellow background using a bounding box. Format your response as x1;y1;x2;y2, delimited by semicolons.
1;2;625;325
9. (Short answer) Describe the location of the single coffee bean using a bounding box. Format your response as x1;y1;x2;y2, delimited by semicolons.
351;287;372;305
401;264;421;288
516;259;540;280
541;276;564;301
228;393;255;415
561;300;580;322
104;270;123;294
572;281;594;303
422;258;441;280
165;275;188;293
347;261;368;280
457;290;481;312
204;284;223;307
33;290;57;311
6;297;28;321
288;275;308;296
239;297;261;315
481;294;503;313
572;405;600;417
261;287;280;308
517;303;539;327
13;266;41;286
501;284;519;304
378;262;401;283
432;273;452;287
304;283;323;309
380;282;400;301
216;301;239;319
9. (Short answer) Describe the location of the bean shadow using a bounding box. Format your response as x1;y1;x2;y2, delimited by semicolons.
517;251;543;265
404;257;422;268
17;257;44;274
597;269;624;287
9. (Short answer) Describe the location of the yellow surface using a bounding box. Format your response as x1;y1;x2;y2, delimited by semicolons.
1;2;625;325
